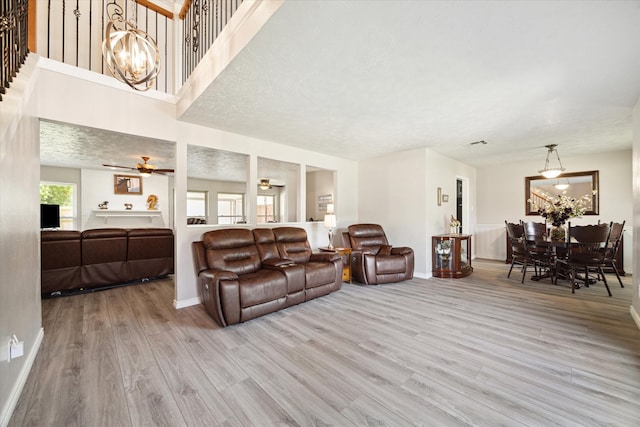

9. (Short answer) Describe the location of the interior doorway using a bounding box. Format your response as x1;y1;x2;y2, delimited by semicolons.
456;177;468;234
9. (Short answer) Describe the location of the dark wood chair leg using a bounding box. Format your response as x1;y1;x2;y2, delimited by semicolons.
600;267;612;296
611;262;624;288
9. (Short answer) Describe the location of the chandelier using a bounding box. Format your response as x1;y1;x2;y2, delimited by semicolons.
538;144;565;179
102;1;160;91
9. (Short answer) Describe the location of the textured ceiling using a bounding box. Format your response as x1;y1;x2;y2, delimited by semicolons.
40;1;640;178
179;0;640;167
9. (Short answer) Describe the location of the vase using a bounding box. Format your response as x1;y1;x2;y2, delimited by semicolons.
550;225;566;241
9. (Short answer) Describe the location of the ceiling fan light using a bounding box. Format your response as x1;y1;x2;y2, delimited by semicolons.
139;171;152;177
259;179;271;190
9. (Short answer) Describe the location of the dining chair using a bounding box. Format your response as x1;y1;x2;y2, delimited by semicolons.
558;222;612;296
522;221;556;283
505;221;531;283
600;221;625;288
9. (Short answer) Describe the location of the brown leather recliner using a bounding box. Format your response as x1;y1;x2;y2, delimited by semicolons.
343;224;414;285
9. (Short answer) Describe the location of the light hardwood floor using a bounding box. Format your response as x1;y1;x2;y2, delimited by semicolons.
10;260;640;426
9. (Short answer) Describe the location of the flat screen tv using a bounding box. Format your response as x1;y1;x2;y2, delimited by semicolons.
40;204;60;229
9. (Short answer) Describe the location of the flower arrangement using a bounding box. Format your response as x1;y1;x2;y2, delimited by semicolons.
450;215;461;234
529;192;591;227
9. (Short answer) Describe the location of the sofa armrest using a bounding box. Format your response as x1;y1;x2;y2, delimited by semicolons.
309;252;341;263
199;268;240;327
262;258;296;268
391;246;413;256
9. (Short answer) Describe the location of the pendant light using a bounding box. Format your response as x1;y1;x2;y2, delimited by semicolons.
538;144;565;178
102;0;160;91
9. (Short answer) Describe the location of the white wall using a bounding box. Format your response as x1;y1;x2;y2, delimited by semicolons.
631;97;640;328
81;169;169;229
0;56;43;427
477;150;633;271
357;147;476;278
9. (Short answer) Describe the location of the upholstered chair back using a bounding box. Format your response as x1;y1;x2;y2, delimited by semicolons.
253;228;280;262
202;228;260;275
273;227;312;264
347;224;390;255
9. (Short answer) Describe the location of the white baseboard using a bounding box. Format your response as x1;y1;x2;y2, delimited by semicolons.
0;327;44;427
630;305;640;331
174;297;201;309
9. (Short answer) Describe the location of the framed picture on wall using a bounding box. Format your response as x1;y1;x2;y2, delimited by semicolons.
318;194;332;211
114;174;142;195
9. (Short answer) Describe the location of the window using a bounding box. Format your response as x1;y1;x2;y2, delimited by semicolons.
218;193;245;224
187;191;207;221
40;182;76;230
257;195;276;224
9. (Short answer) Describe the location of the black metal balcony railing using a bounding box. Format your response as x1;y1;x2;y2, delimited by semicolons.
43;0;172;93
181;0;242;85
1;0;29;102
3;0;244;98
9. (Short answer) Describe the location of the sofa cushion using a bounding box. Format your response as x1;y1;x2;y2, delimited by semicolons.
203;229;260;275
303;262;337;289
376;255;407;275
253;228;281;262
273;227;312;263
347;224;389;255
238;269;288;308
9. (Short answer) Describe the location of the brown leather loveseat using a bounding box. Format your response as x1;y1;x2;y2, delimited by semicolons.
41;228;174;297
192;227;342;327
343;223;414;285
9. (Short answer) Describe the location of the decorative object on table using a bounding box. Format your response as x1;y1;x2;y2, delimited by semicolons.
538;144;565;178
98;201;109;210
124;203;133;210
529;192;591;241
102;0;160;91
146;194;159;210
323;213;337;250
450;215;461;234
114;174;142;194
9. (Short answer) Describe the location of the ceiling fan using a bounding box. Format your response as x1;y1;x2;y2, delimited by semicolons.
103;156;174;176
258;178;285;190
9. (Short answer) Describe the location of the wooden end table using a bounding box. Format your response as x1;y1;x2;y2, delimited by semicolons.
319;247;352;283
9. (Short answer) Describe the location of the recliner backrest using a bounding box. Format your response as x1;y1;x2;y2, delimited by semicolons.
253;228;280;262
273;227;312;263
202;228;260;275
347;224;389;255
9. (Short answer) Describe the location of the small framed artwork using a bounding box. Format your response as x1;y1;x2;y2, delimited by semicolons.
114;174;142;195
437;187;442;206
442;194;449;203
318;194;333;211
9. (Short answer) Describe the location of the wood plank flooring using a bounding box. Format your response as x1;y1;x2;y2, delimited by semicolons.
9;260;640;426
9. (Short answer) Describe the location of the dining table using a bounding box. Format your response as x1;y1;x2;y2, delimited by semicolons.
527;237;595;287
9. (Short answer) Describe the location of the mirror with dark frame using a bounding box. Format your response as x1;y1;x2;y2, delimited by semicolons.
525;170;599;215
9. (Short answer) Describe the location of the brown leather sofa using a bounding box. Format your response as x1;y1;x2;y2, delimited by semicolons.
343;223;414;285
192;226;342;327
41;228;174;297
